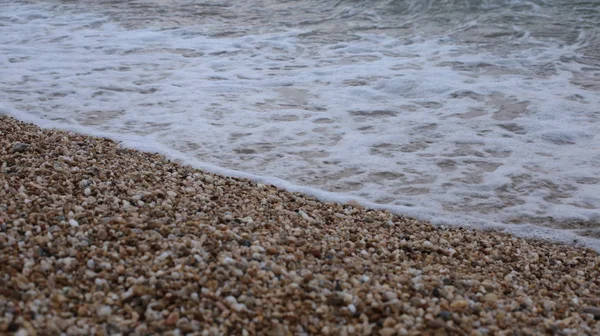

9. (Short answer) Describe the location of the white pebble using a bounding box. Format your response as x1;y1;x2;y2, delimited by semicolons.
231;303;247;312
68;219;79;227
100;262;112;270
157;251;171;261
224;296;237;305
14;329;28;336
250;245;265;254
298;210;314;222
222;257;236;265
384;291;398;301
252;253;263;260
39;260;52;273
97;305;112;317
121;288;135;301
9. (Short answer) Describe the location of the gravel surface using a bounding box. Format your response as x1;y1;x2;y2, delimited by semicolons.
1;115;599;335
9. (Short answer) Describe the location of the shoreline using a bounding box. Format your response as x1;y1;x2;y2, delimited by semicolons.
2;106;599;253
1;115;599;334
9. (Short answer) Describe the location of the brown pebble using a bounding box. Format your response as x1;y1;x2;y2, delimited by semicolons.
450;300;468;311
484;293;498;304
268;324;291;336
427;318;446;329
97;229;107;240
379;327;396;336
164;312;179;326
383;317;397;328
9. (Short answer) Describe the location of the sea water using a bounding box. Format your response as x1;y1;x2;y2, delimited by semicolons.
1;0;599;249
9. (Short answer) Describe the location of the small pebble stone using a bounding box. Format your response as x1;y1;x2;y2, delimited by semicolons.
97;306;112;317
427;319;446;329
11;142;29;153
484;293;498;304
439;311;452;321
379;328;396;336
583;306;600;319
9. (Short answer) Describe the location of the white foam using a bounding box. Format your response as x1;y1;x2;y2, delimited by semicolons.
3;103;599;251
1;1;599;251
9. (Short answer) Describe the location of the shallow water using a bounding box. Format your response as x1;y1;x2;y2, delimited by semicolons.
1;0;600;245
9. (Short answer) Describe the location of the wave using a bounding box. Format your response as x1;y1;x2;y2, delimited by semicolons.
1;0;599;251
332;0;600;14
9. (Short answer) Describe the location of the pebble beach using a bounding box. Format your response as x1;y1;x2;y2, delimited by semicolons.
1;115;599;335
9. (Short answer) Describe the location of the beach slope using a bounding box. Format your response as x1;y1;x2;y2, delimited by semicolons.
0;116;599;335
